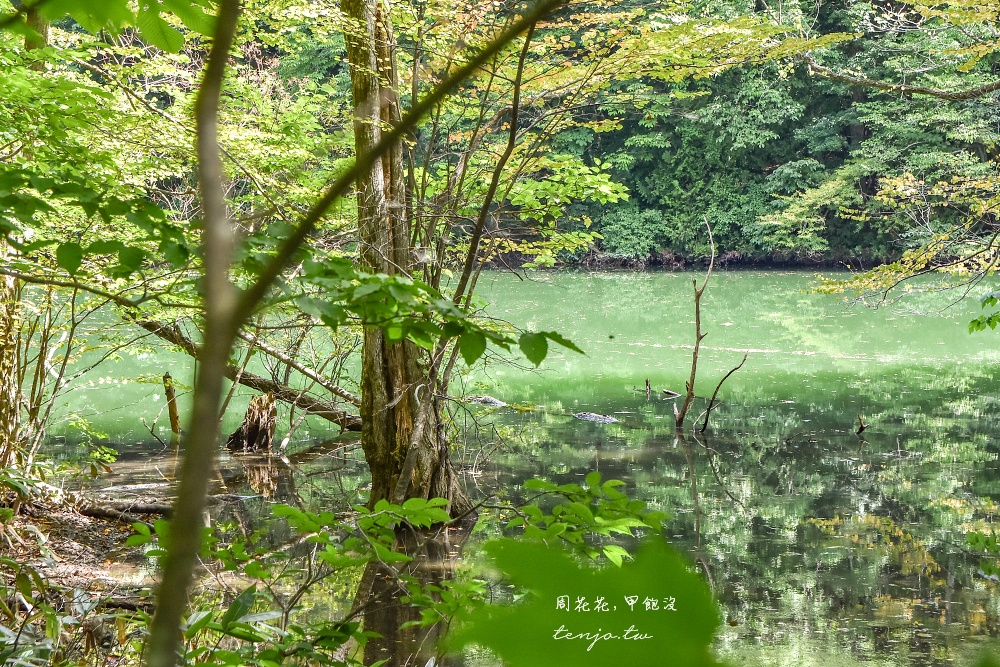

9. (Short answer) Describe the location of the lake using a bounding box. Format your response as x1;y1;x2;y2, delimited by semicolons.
51;269;1000;666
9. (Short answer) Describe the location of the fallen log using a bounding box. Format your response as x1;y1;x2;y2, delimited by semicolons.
81;501;174;517
101;596;155;613
134;319;362;431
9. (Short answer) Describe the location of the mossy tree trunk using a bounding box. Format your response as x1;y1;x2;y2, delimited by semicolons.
1;8;49;469
0;255;19;469
343;0;470;516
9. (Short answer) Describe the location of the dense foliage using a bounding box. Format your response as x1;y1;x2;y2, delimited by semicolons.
2;0;1000;665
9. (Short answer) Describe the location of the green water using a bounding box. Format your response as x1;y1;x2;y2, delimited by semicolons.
52;270;1000;665
464;270;1000;403
459;270;1000;666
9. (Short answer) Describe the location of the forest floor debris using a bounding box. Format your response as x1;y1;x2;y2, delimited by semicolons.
10;501;154;592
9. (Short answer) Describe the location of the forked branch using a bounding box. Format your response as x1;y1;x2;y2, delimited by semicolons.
675;221;715;430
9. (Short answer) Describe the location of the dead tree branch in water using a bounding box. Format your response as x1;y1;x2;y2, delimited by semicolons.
675;221;714;430
699;352;748;433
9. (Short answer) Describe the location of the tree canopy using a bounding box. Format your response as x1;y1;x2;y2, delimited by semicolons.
2;0;1000;665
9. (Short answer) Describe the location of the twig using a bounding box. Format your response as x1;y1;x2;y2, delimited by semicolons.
699;352;748;433
802;54;1000;102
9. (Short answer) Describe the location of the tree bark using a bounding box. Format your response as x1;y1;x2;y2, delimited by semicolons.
343;0;469;515
0;7;48;468
0;250;19;468
226;391;277;452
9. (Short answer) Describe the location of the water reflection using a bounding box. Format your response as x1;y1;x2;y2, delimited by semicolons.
356;523;472;667
216;449;473;667
462;367;1000;665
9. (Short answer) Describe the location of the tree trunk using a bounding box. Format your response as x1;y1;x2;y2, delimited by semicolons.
343;0;469;516
0;8;48;468
226;392;277;452
0;252;19;469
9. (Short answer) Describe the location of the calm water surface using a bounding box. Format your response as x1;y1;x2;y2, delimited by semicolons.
51;270;1000;666
463;270;1000;667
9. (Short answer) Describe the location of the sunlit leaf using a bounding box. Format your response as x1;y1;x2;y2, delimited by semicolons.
137;3;185;52
56;242;82;275
519;332;548;366
450;539;721;667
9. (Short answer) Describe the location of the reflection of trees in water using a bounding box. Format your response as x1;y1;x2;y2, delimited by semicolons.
355;523;472;667
214;446;470;666
457;363;1000;665
243;458;296;500
216;441;365;547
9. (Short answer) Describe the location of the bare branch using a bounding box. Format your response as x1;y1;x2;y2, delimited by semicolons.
675;220;715;429
235;329;361;407
452;23;536;306
133;319;362;430
802;54;1000;101
699;352;748;433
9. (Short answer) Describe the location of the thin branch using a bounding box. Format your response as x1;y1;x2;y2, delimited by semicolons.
699;352;748;434
233;0;565;326
452;24;535;306
802;54;1000;101
144;1;242;664
0;269;135;309
235;329;361;407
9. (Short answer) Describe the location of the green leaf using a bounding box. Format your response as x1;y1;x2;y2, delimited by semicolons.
87;240;126;255
402;498;428;511
137;3;185;52
184;610;214;638
220;624;267;642
374;542;412;564
219;586;257;629
524;478;559;491
116;246;146;275
125;533;152;547
56;242;83;275
459;330;487;365
40;0;134;32
237;610;284;624
519;332;548;366
15;571;32;599
163;241;189;267
449;539;721;666
162;0;215;34
543;331;585;355
602;545;630;567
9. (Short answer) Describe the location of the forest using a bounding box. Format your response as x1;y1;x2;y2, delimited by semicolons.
2;0;1000;665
